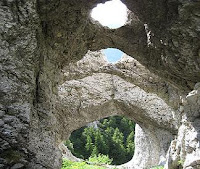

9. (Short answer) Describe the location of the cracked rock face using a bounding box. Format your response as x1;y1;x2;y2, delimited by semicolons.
0;0;200;169
57;53;177;169
165;84;200;169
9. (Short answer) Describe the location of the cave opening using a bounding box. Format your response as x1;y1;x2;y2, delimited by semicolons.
91;0;128;29
62;115;136;167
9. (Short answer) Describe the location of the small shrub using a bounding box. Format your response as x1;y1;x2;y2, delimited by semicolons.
62;159;107;169
88;154;113;165
178;160;184;165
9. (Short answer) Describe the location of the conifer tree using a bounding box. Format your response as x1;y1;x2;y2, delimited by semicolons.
66;116;135;164
126;131;135;156
91;146;99;157
85;135;93;154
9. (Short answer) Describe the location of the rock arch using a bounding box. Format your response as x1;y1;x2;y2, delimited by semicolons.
54;53;177;169
0;0;200;169
58;72;177;133
57;72;176;168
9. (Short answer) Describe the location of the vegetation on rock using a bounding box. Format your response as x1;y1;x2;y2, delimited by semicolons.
62;155;115;169
62;159;107;169
65;116;135;165
150;166;164;169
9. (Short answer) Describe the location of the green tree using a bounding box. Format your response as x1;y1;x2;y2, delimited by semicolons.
85;135;93;154
64;140;74;154
93;129;108;155
67;116;135;165
126;131;135;157
91;146;99;157
111;128;126;164
112;128;124;144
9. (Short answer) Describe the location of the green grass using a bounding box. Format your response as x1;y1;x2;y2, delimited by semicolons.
62;159;108;169
88;154;113;165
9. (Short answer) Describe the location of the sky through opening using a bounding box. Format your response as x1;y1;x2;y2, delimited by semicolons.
103;48;124;63
91;0;128;29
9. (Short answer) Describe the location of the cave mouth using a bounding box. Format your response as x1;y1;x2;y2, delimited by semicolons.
91;0;128;29
63;115;136;166
103;48;124;63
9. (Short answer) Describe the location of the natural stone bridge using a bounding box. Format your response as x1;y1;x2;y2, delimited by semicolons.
0;0;200;169
57;52;178;168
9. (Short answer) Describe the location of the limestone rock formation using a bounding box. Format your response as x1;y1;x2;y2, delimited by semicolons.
58;52;177;169
165;84;200;169
0;0;200;169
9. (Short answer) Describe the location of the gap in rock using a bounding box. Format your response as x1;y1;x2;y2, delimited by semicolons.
91;0;128;29
103;48;124;63
62;115;136;166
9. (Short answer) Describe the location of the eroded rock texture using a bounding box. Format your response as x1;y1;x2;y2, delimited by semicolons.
59;52;178;169
0;0;200;169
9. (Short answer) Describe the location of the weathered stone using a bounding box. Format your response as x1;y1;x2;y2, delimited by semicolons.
0;164;5;169
186;90;199;104
0;120;4;127
10;163;24;169
121;125;173;169
165;85;200;169
56;55;180;168
0;0;200;168
59;143;81;162
0;110;5;117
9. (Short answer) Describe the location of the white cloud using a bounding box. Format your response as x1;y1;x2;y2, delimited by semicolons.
91;0;127;29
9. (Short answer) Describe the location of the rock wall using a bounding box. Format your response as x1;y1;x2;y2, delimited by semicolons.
0;0;199;169
58;52;177;169
166;84;200;169
0;0;40;168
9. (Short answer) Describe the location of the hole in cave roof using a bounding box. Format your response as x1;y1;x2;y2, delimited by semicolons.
103;48;124;63
91;0;128;29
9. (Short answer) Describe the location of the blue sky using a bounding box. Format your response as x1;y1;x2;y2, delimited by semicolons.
91;0;126;62
103;48;124;63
